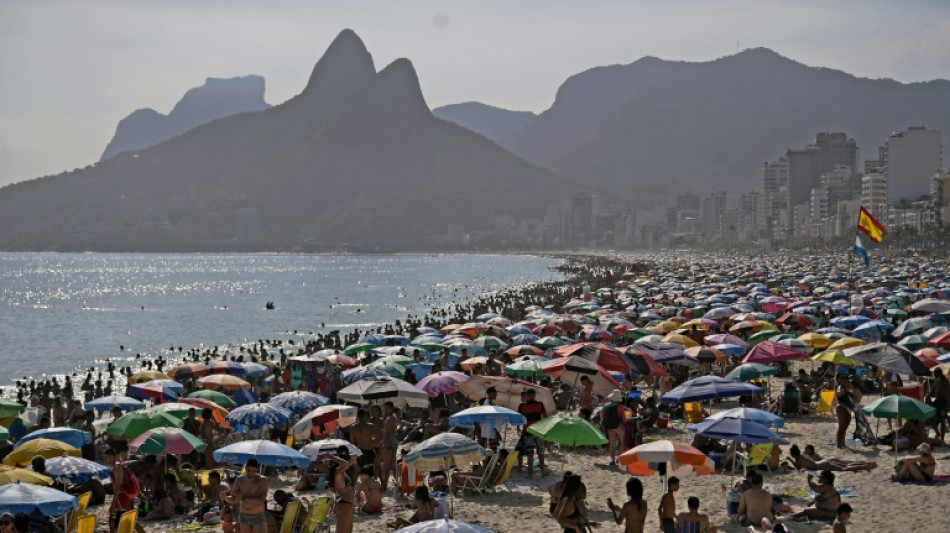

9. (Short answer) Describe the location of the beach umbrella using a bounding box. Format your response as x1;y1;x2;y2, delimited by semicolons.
506;345;544;358
167;363;209;380
243;363;270;378
533;336;567;349
0;399;26;419
706;407;784;428
862;395;935;420
798;332;831;349
811;350;862;367
725;363;777;382
527;415;607;446
207;360;248;377
416;372;470;397
775;313;815;330
299;439;362;461
456;376;557;414
631;342;691;365
129;381;179;402
685;346;728;364
621;348;669;377
661;334;699;348
897;335;930;351
911;299;950;313
336;378;430;408
3;440;81;467
449;405;526;430
551;342;630;372
41;456;111;485
128;370;170;384
341;366;391;385
930;332;950;349
406;433;485;470
713;344;747;358
226;403;292;430
661;376;763;403
0;466;52;486
291;404;358;440
619;439;708;465
703;307;738;321
16;428;91;450
473;336;508;352
704;334;748;348
213;439;310;468
366;359;408;378
196;374;251;391
0;483;77;516
105;409;183;439
130;427;207;454
742;341;807;364
343;343;377;355
776;338;811;354
844;342;931;376
393;518;497;533
688;417;787;445
886;308;909;321
747;330;780;346
0;427;7;441
852;320;894;339
268;391;329;416
185;390;237;408
174;398;231;426
540;356;619;395
84;395;145;413
504;358;545;378
893;317;932;337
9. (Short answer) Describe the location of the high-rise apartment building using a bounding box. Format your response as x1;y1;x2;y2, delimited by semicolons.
785;133;858;234
571;193;593;246
884;127;943;203
861;173;888;219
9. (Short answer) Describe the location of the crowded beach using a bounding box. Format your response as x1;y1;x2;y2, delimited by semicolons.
1;253;949;533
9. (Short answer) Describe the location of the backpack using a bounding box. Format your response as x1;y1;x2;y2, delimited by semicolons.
121;464;140;496
602;403;621;430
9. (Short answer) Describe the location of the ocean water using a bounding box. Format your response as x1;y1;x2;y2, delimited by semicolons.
0;253;562;387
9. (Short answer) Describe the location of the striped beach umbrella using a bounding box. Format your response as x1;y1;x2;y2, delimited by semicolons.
226;403;292;430
268;391;330;416
42;456;111;485
130;427;207;454
406;433;485;471
213;439;309;467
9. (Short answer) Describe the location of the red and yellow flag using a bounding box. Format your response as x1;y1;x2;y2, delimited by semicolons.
857;206;885;243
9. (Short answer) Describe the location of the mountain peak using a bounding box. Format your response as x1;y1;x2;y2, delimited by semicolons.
375;58;429;111
302;29;376;97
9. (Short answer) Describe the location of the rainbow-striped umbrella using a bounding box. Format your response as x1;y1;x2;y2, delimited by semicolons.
130;427;206;455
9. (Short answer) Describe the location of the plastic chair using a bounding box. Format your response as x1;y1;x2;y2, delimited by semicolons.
300;496;332;533
748;443;775;470
489;450;519;493
77;514;95;533
459;451;501;495
816;390;835;415
66;492;92;533
684;402;705;424
280;500;300;533
117;510;137;533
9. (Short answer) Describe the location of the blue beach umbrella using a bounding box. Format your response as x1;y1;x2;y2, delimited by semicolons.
242;363;270;378
225;403;291;431
0;483;77;516
40;456;111;485
213;439;310;468
661;376;763;403
84;395;145;413
268;391;329;416
16;429;91;450
341;366;391;385
688;417;787;444
449;405;526;430
705;407;785;429
713;343;747;358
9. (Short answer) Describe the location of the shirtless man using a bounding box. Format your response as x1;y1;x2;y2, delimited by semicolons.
200;407;220;468
222;458;269;533
676;496;716;533
379;402;400;491
734;471;773;530
348;409;380;469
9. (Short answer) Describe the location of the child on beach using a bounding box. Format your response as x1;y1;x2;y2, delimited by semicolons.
658;476;679;533
607;477;647;533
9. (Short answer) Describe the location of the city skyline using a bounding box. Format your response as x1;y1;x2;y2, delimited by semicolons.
2;0;950;188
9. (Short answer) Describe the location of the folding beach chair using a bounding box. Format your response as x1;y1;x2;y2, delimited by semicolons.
460;450;501;495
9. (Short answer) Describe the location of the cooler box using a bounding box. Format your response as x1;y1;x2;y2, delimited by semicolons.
726;490;742;516
898;385;923;400
656;413;671;428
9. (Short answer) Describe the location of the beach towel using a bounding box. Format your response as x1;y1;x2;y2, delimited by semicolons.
809;486;857;499
891;475;950;486
825;438;865;447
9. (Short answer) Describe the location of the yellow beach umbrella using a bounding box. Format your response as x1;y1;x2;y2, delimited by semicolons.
3;439;81;467
129;370;171;384
798;332;831;349
682;319;710;330
811;350;862;367
757;321;779;332
828;336;866;350
662;333;699;347
0;465;53;485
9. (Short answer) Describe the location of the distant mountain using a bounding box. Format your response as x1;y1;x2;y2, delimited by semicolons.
433;102;536;143
502;48;950;193
0;30;575;252
100;75;271;161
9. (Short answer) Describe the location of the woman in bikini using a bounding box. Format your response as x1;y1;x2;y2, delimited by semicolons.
354;466;382;515
893;443;937;482
783;445;877;472
328;448;357;533
387;486;436;529
790;471;840;522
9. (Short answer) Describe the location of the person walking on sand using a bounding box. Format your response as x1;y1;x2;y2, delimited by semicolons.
657;476;679;533
607;477;647;533
221;458;269;533
600;390;627;466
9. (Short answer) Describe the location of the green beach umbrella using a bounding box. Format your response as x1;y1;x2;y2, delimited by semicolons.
886;308;909;320
747;330;780;346
0;399;26;419
365;360;407;378
0;426;9;440
534;336;567;349
106;409;184;439
416;343;447;353
186;390;237;408
343;343;376;356
725;363;778;382
626;328;654;340
811;349;862;367
504;359;545;378
371;354;415;367
862;394;935;420
527;415;607;446
130;427;207;455
897;335;929;351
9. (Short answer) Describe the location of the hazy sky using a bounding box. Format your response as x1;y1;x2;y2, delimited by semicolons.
2;0;949;188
